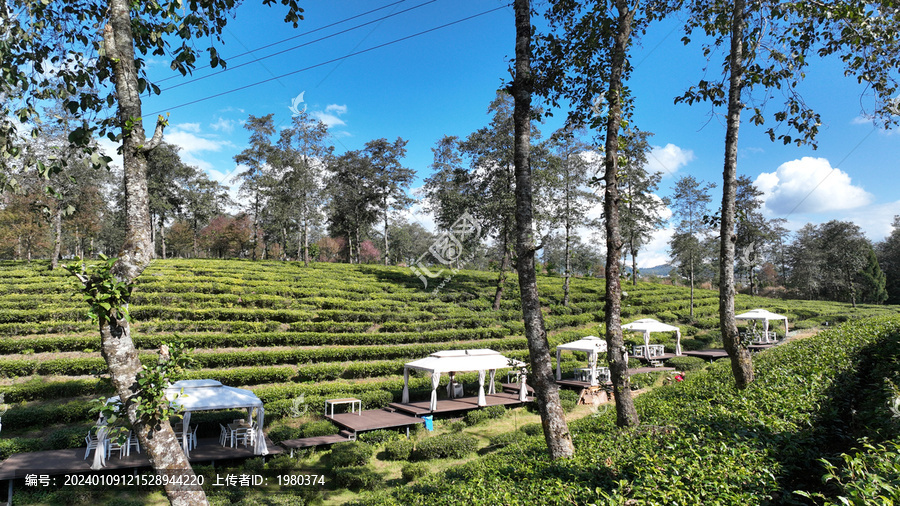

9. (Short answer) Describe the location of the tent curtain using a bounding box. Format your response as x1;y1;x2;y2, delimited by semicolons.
555;350;562;380
401;368;410;404
588;351;598;386
518;368;527;402
675;330;682;355
90;425;108;470
182;411;193;458
430;370;440;411
254;407;267;455
488;370;496;394
477;369;486;406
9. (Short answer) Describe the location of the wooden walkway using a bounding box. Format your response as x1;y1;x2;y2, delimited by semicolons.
280;434;353;456
387;392;531;417
327;408;424;433
0;437;282;481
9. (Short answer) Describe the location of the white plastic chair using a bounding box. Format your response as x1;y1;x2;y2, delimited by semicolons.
106;433;128;459
219;424;232;447
233;426;254;447
126;431;141;455
190;425;199;450
84;432;101;460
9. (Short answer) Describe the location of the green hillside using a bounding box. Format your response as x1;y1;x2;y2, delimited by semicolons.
1;259;899;503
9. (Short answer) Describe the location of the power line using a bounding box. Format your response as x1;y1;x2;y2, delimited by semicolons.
154;0;409;85
159;0;441;93
146;4;510;118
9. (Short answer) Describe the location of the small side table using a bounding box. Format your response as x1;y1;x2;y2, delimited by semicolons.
325;398;362;417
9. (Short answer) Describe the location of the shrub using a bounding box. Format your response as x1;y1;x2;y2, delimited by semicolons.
667;356;706;372
333;465;380;490
358;429;400;446
519;423;542;436
413;433;477;460
488;431;526;449
301;420;339;438
560;399;577;413
45;426;90;450
401;462;430;482
266;424;302;443
446;420;467;433
464;409;490;426
330;441;374;467
382;439;414;461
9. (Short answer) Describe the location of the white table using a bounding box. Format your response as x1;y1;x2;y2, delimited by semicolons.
325;397;362;417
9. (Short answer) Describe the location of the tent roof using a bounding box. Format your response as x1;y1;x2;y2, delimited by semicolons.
405;349;524;373
622;318;680;333
106;379;263;413
735;309;787;321
557;335;607;354
165;380;263;412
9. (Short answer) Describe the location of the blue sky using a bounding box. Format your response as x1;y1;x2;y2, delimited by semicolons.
128;1;900;267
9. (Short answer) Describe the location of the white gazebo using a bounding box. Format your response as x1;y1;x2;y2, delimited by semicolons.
98;379;267;469
554;335;608;386
622;318;683;356
735;309;789;343
401;349;527;411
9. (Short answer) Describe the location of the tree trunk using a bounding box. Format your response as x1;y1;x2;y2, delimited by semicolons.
513;0;575;459
103;1;208;503
719;0;754;389
631;238;638;287
51;205;62;270
603;0;639;428
493;234;510;311
383;203;389;266
689;253;695;318
159;217;167;259
303;218;309;266
563;219;571;306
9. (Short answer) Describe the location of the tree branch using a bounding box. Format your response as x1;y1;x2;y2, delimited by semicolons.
141;114;169;152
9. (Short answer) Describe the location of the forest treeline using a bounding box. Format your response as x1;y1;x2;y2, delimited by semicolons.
2;92;897;305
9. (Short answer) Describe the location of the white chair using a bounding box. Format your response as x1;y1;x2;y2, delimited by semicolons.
126;431;141;455
233;426;254;447
219;424;232;447
106;433;128;459
84;432;101;460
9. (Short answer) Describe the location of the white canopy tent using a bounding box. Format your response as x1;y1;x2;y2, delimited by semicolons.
554;336;608;386
622;318;683;356
735;309;788;343
401;349;526;411
97;379;266;469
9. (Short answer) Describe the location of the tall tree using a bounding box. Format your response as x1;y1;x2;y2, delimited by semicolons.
179;171;230;258
678;0;900;389
669;175;715;317
147;143;195;259
617;128;666;286
365;137;414;266
1;1;304;503
233;113;276;260
461;92;525;310
857;246;888;304
512;0;575;460
276;111;332;266
819;220;871;307
539;127;601;305
326;150;378;264
535;0;672;428
877;216;900;304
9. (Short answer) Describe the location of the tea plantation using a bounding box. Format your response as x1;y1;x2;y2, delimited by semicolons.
1;259;899;504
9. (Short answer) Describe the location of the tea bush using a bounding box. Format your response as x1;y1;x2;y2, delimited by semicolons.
401;462;430;482
413;433;477;460
382;438;414;461
332;465;381;491
330;441;374;467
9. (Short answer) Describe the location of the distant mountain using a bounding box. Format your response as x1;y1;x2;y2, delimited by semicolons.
635;264;673;277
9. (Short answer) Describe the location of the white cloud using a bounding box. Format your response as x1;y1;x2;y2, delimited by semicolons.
637;226;675;269
843;200;900;242
325;104;348;115
210;117;237;134
645;144;694;177
755;156;873;215
163;124;232;173
311;104;348;128
176;122;201;133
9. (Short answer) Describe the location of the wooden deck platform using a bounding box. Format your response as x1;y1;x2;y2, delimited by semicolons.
387;392;531;417
632;352;678;363
327;408;425;433
279;434;352;455
683;349;730;360
0;437;282;481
